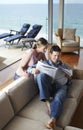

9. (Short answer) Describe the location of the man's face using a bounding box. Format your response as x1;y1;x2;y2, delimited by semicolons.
50;51;61;64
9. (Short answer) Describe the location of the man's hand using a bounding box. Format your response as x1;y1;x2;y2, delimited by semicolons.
65;74;72;79
32;68;40;75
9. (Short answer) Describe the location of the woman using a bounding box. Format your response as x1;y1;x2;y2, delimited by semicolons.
14;37;48;80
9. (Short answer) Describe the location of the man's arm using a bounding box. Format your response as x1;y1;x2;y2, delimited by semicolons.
27;64;36;75
27;64;40;75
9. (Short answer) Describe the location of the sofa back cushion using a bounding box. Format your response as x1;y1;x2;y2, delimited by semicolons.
68;79;83;102
0;92;14;130
63;28;76;40
6;76;38;114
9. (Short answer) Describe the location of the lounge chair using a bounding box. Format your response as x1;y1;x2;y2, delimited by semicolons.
0;23;30;40
21;24;42;50
4;23;30;46
0;33;13;39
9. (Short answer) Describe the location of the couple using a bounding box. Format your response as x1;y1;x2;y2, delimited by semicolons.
27;45;72;129
14;38;72;129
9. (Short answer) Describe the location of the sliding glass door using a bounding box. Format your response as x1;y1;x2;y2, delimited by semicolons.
64;0;83;47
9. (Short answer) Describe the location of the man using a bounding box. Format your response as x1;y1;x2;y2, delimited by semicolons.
27;45;72;129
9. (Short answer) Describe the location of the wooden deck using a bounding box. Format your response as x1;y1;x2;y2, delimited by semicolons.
61;49;83;70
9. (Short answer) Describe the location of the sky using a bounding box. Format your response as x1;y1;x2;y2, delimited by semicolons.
0;0;83;4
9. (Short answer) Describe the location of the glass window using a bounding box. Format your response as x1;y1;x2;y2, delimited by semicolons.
64;0;83;47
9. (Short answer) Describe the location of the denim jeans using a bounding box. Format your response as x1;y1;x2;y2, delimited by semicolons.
36;73;68;120
14;73;20;80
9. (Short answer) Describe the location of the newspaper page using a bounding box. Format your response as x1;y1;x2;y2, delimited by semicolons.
60;67;73;77
36;61;73;80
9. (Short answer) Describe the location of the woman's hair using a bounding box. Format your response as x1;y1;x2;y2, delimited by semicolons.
50;45;61;54
32;37;48;49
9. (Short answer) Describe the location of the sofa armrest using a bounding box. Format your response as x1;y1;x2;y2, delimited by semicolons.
64;126;83;130
72;69;83;80
55;33;62;47
75;35;80;43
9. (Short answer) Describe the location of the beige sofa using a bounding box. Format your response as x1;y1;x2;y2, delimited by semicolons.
0;75;83;130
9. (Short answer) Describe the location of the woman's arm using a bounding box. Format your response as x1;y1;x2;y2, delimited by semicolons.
18;50;32;77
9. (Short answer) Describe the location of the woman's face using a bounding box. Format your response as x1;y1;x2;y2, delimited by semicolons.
38;45;48;53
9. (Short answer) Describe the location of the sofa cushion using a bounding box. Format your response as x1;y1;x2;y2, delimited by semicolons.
19;96;77;128
3;116;62;130
62;40;79;46
63;29;76;40
68;79;83;102
64;126;83;130
57;98;77;128
0;92;14;130
5;76;38;114
18;95;49;123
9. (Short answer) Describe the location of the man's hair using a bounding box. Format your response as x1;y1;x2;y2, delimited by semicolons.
50;45;61;54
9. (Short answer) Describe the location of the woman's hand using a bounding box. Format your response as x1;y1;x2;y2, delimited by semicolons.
23;72;30;78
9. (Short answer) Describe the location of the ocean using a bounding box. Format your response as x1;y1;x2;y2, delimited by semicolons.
0;4;83;46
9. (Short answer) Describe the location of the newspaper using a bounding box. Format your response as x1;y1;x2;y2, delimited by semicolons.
36;61;73;80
